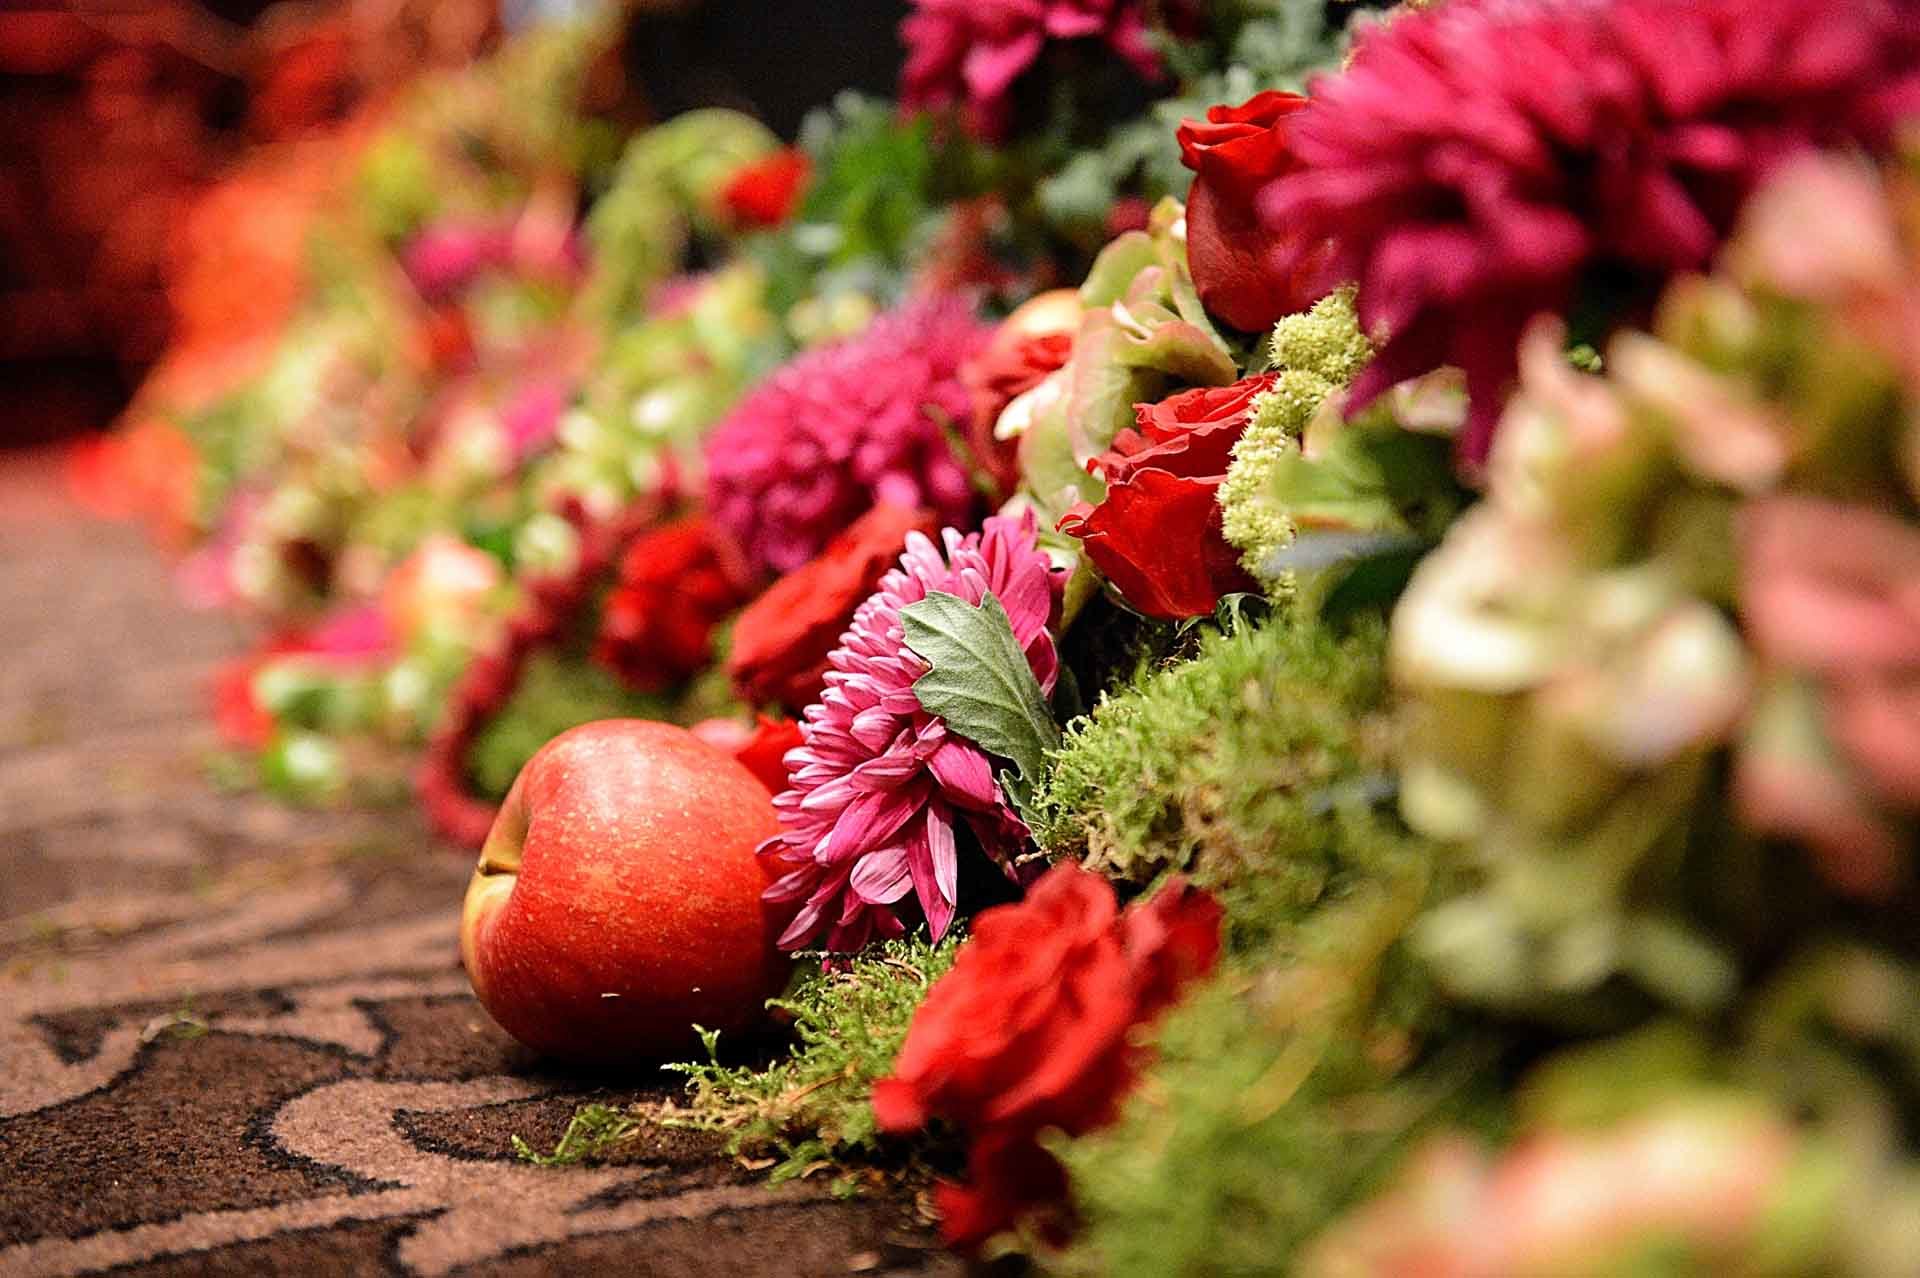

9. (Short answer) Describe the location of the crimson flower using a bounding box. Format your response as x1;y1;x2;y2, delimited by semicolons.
960;290;1083;500
594;517;752;694
1177;90;1321;332
728;504;938;713
692;715;807;796
721;149;811;229
1058;375;1272;618
1257;0;1920;465
704;295;989;579
872;866;1223;1251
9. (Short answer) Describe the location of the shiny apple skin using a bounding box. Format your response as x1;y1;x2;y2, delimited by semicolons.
460;719;789;1063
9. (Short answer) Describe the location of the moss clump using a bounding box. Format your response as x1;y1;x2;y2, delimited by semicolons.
512;1103;642;1167
1032;614;1401;897
661;935;959;1179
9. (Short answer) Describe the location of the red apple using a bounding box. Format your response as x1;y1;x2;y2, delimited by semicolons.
459;719;790;1062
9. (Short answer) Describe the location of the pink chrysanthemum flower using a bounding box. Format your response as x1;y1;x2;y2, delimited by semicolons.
1260;0;1920;466
901;0;1165;141
759;511;1063;952
704;295;990;579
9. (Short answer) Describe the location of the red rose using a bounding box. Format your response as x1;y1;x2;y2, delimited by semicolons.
1178;90;1324;332
960;290;1083;499
728;504;938;711
873;865;1222;1251
594;517;752;693
1057;374;1272;619
721;148;811;229
734;714;805;795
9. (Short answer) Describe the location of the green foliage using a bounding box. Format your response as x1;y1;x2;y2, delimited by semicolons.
902;591;1061;820
752;94;944;316
1039;2;1361;242
584;110;781;329
1033;613;1408;901
512;1103;642;1167
464;653;667;799
356;131;439;244
662;935;960;1179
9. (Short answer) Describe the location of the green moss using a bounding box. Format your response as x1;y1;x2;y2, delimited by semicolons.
512;1103;642;1167
661;935;959;1179
1033;614;1404;905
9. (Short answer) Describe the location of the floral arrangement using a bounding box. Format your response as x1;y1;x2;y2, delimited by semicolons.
88;1;1920;1271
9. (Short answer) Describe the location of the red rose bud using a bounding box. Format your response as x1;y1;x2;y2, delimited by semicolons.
721;148;812;229
727;504;937;712
873;865;1222;1251
1177;90;1324;332
1057;374;1272;619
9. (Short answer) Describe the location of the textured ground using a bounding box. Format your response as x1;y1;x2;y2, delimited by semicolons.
0;449;959;1277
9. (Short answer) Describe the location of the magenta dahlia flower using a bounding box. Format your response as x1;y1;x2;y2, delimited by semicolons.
759;511;1063;952
901;0;1164;141
704;295;990;578
1259;0;1920;466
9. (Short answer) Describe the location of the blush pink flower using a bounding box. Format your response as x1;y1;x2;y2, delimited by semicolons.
1258;0;1920;467
758;512;1064;952
704;295;990;579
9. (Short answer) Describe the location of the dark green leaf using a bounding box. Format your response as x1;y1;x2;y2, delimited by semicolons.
900;591;1061;810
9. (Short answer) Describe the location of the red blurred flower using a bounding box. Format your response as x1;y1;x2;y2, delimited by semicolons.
691;715;806;795
594;517;752;693
1057;375;1272;618
1256;0;1920;466
728;503;938;712
1105;196;1151;238
721;148;812;229
960;290;1082;500
1177;90;1320;332
212;650;287;749
873;865;1222;1251
733;715;805;795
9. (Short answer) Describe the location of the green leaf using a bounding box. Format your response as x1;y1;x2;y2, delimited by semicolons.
900;591;1061;814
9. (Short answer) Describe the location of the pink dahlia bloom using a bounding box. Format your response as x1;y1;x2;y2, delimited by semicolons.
704;295;990;579
759;512;1063;952
901;0;1164;141
1260;0;1920;467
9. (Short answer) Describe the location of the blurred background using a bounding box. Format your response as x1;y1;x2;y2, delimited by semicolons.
0;0;906;450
